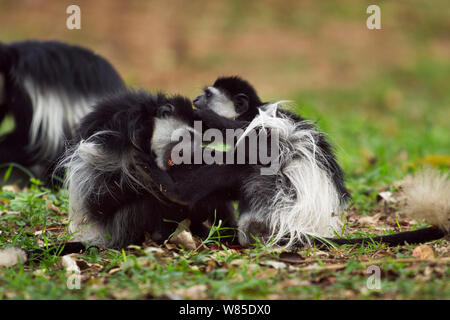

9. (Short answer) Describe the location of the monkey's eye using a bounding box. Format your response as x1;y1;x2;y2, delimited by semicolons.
157;104;175;118
205;90;212;98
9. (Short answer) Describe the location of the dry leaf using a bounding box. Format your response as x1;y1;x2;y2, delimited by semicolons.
205;259;217;273
144;246;166;256
164;242;179;251
417;155;450;167
259;260;286;269
171;284;208;299
46;202;60;213
412;245;434;259
169;230;198;250
229;259;246;267
359;213;383;226
277;278;311;289
1;185;20;193
108;267;121;275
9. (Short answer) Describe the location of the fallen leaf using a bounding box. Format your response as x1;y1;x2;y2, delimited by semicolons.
108;267;121;275
417;155;450;167
277;278;311;289
169;230;198;250
46;202;60;213
1;185;20;193
144;246;166;256
412;245;434;259
164;242;179;251
376;191;397;204
255;269;278;278
171;284;208;299
205;259;217;273
359;213;383;226
259;260;286;269
229;259;246;267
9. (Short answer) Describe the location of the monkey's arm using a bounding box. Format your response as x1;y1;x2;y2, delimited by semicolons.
194;109;248;130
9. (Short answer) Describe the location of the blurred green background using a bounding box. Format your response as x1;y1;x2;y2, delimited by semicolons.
1;0;449;200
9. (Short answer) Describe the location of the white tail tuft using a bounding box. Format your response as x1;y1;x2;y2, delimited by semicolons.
0;247;27;267
402;168;450;232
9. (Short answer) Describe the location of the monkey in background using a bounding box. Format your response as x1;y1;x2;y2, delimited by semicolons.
0;40;125;185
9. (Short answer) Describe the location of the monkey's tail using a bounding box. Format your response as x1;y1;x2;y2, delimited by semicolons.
311;168;450;248
0;242;88;267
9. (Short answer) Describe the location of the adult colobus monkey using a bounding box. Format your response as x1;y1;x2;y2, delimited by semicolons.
0;89;236;265
184;76;449;248
62;90;235;249
0;40;125;184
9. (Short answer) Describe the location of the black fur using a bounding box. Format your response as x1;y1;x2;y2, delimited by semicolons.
0;40;125;184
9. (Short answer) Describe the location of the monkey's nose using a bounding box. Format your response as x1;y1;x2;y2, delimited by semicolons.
193;95;202;107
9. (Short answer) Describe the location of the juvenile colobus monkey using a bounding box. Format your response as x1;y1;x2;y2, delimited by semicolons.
190;76;350;247
0;40;125;183
183;76;449;248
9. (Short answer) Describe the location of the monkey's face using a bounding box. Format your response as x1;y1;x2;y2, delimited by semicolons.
150;96;196;170
193;86;248;120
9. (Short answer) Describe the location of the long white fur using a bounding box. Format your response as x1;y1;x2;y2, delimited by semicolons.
62;130;147;247
23;78;98;160
237;102;344;248
402;168;450;232
207;87;239;119
0;247;27;267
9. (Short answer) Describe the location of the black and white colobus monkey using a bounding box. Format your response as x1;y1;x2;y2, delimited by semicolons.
181;76;449;248
62;90;235;249
0;40;125;184
190;76;350;247
0;89;236;265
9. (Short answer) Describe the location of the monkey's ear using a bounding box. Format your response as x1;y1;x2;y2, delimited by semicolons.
157;104;175;118
233;93;249;114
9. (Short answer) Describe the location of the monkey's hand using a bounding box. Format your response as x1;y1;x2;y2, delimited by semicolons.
134;149;189;205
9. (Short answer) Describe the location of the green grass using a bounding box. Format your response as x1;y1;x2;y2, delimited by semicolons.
1;58;449;299
0;1;449;300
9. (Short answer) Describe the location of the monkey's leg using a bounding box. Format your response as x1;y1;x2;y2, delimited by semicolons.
0;132;30;164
